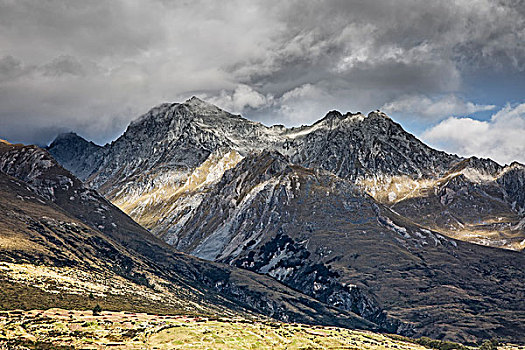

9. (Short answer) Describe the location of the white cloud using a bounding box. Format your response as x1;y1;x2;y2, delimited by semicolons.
422;104;525;165
382;95;496;121
275;84;336;125
1;0;525;145
206;83;337;126
205;85;273;114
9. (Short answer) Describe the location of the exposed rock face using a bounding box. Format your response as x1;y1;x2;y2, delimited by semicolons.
46;98;525;342
497;162;525;214
46;132;103;182
47;98;524;251
0;142;378;331
160;151;525;342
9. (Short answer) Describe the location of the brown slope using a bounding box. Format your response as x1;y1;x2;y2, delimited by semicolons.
0;170;205;314
170;151;525;344
0;141;375;331
380;157;525;250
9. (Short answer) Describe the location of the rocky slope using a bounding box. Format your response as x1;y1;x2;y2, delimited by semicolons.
0;140;378;331
48;97;525;250
165;151;525;343
388;157;525;249
45;98;525;342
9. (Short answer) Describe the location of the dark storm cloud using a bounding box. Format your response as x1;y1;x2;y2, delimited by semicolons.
0;0;524;150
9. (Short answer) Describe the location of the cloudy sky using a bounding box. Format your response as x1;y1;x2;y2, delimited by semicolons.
1;0;524;164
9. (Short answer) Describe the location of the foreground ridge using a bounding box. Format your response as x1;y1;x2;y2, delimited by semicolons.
4;308;503;350
0;141;381;331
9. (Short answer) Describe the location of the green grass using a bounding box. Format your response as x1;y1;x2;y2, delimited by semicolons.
0;309;438;350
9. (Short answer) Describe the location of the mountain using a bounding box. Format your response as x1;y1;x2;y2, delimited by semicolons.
162;150;525;343
0;140;381;331
49;98;460;188
47;98;525;343
46;132;103;181
388;157;525;249
48;97;525;251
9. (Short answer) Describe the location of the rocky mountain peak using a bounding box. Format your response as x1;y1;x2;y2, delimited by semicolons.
321;110;344;120
448;156;502;177
183;96;237;118
48;132;101;151
185;95;211;107
301;109;398;137
367;110;390;119
314;110;367;128
47;132;103;182
51;131;80;141
122;97;248;147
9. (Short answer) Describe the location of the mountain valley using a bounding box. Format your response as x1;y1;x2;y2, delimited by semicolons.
40;98;525;344
0;140;379;333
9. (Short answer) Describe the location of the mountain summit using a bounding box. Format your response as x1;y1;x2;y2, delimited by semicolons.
48;98;525;250
47;98;525;342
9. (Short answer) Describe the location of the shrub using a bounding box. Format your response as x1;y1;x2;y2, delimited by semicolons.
479;339;498;350
92;304;102;316
415;336;469;350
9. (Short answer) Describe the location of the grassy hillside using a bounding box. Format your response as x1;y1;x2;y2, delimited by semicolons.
1;308;501;350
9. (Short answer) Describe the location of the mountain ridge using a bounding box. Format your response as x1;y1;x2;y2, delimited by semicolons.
47;97;525;250
43;98;525;342
0;141;383;331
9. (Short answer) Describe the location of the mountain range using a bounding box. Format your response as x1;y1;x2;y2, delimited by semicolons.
1;97;524;344
0;139;376;330
48;97;525;251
